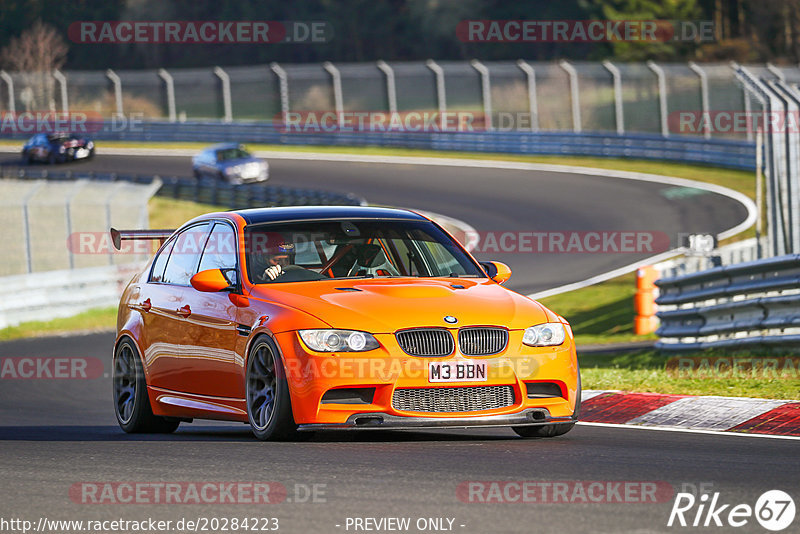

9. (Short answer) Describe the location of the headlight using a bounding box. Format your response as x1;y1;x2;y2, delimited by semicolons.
299;329;380;352
224;166;237;175
522;323;566;347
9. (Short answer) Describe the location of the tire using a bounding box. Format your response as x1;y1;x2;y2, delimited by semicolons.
246;336;307;441
513;371;581;439
113;338;180;434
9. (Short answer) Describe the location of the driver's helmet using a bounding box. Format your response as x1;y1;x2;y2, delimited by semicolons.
247;230;296;269
268;242;296;268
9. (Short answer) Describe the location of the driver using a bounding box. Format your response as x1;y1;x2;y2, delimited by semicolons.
261;242;295;281
251;239;325;283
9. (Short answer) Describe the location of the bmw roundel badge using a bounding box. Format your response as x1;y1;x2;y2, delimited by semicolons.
444;316;458;324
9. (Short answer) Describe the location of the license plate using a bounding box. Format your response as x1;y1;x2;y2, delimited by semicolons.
428;360;487;383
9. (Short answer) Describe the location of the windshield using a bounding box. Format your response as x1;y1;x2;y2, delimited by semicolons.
244;219;484;284
216;147;250;161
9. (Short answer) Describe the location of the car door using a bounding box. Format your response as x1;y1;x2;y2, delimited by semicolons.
197;150;213;178
30;134;46;160
143;222;211;394
179;221;242;399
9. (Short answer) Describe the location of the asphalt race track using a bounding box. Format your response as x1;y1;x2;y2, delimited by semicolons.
0;151;749;294
2;152;793;534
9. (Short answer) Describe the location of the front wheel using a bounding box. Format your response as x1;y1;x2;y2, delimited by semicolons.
113;338;180;434
246;337;306;441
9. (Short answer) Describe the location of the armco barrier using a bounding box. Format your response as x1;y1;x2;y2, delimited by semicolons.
0;165;365;208
0;262;144;329
655;255;800;350
0;121;756;171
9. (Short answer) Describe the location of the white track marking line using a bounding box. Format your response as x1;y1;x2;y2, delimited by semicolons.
578;421;800;441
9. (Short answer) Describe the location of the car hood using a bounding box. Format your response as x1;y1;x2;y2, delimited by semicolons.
247;278;550;332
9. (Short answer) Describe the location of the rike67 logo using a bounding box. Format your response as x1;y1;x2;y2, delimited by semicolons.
668;490;795;531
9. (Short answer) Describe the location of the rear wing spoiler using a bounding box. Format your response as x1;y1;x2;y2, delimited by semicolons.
110;228;176;251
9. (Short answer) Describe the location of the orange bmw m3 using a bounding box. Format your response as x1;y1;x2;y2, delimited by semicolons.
111;206;580;440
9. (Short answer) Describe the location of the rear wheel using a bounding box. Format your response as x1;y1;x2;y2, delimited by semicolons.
246;337;305;441
113;338;180;434
513;372;581;438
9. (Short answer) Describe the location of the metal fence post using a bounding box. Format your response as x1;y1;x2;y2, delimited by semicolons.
688;62;711;139
104;183;125;266
105;69;123;117
21;182;44;274
735;66;784;257
766;62;786;82
213;66;232;122
471;59;492;131
559;60;581;133
602;60;624;135
323;62;344;128
767;80;800;253
270;63;290;123
53;69;68;113
756;129;764;257
64;180;87;269
0;70;14;113
157;68;176;122
516;60;538;132
426;59;447;130
376;60;397;114
647;60;669;137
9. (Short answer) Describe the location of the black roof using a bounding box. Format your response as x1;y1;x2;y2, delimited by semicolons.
236;206;427;225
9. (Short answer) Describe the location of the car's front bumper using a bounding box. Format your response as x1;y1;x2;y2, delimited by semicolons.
274;329;579;426
297;408;575;431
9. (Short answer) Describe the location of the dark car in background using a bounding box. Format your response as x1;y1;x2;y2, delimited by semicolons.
191;143;269;184
22;133;95;164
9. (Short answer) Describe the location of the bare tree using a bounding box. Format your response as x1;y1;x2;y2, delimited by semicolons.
1;21;69;111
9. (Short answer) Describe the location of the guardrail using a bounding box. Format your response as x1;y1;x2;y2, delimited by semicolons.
17;121;754;171
0;165;365;208
0;262;144;329
655;255;800;350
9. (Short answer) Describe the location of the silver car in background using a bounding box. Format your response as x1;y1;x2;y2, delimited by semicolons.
192;143;269;184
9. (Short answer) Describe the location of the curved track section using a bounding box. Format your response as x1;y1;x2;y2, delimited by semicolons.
0;151;750;294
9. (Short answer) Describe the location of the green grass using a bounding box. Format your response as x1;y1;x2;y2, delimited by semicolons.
0;306;117;341
148;196;225;229
540;272;655;346
580;350;800;400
